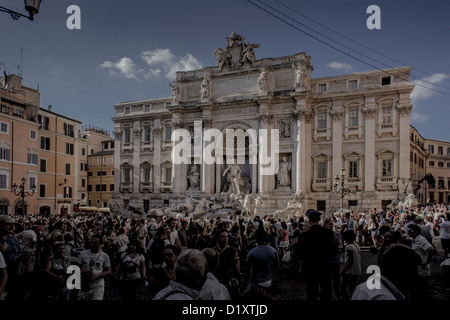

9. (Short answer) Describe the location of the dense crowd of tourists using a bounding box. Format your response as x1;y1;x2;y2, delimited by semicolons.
0;203;449;301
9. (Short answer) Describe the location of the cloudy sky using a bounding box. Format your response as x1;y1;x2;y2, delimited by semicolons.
1;0;449;141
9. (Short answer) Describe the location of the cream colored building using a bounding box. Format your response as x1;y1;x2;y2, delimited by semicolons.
112;33;416;215
424;139;450;205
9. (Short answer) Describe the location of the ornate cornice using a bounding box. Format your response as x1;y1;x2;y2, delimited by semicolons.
258;113;273;123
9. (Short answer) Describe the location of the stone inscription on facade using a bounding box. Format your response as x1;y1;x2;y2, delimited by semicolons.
212;106;259;117
213;76;259;97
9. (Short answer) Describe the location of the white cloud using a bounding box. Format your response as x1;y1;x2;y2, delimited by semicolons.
100;49;203;81
100;57;144;80
327;61;353;72
411;73;448;103
141;50;203;80
410;111;431;124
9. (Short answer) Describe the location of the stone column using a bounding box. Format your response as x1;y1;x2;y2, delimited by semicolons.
113;127;122;196
132;122;141;194
362;98;377;192
258;112;274;195
397;103;413;183
293;110;310;193
201;119;215;195
171;121;185;194
330;109;344;180
152;121;162;194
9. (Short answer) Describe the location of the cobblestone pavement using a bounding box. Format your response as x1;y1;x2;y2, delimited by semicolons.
103;237;449;301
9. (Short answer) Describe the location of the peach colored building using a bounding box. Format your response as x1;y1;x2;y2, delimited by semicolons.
87;139;115;209
0;74;40;215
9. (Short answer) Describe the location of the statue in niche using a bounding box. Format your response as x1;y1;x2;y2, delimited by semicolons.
200;73;211;100
276;156;292;188
294;63;307;89
257;68;269;92
222;159;243;196
187;164;200;189
169;82;179;103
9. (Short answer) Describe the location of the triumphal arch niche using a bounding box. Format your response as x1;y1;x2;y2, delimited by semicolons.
113;32;414;217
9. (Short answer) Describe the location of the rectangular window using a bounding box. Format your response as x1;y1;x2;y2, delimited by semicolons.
29;177;36;190
28;153;38;165
39;184;46;197
40;159;47;172
13;108;23;117
349;109;358;127
317;162;327;179
95;184;101;192
438;162;444;167
125;107;130;114
123;168;131;183
381;76;391;85
29;130;36;140
82;148;86;156
382;107;392;124
438;146;443;155
318;83;327;93
349;161;359;178
143;167;151;182
97;171;101;176
65;143;74;155
88;171;92;177
0;122;8;134
145;105;150;112
39;116;49;130
103;157;107;164
144;127;151;142
110;184;114;191
88;185;92;192
165;126;172;141
382;159;393;177
101;184;106;192
65;163;71;175
124;128;131;144
0;148;10;161
40;137;50;150
81;179;86;188
429;145;434;154
318;112;327;129
164;167;172;182
429;161;435;167
0;104;9;114
0;174;7;189
64;186;72;198
98;157;101;164
64;123;74;137
348;80;358;89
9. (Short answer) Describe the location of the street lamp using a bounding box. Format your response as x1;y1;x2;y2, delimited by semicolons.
12;177;36;215
333;167;358;214
0;0;42;21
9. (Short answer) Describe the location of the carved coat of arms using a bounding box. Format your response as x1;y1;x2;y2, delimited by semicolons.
214;32;260;71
